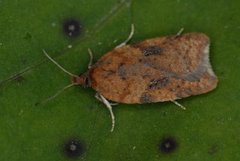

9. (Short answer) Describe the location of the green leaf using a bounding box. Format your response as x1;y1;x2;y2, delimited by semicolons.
0;0;239;160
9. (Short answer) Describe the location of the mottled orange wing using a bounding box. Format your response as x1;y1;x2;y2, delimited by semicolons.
89;33;218;104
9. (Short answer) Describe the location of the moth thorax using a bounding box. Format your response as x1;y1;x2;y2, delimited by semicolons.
71;75;89;87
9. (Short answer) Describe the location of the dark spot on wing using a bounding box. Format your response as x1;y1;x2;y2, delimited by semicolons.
159;136;178;154
140;92;153;103
131;43;141;49
118;63;127;79
142;45;162;56
142;73;151;79
176;88;194;98
63;18;82;38
102;69;116;78
148;77;169;89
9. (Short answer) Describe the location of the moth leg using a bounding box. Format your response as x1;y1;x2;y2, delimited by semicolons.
95;93;102;101
95;93;116;132
95;93;118;106
109;102;119;106
115;23;135;48
171;100;186;110
176;28;184;36
87;48;93;69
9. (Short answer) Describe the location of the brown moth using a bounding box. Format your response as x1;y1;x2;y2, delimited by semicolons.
43;25;218;132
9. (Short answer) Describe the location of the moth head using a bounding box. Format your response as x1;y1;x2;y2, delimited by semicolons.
72;74;90;87
39;50;91;105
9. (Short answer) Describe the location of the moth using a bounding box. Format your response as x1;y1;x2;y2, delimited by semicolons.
43;24;218;132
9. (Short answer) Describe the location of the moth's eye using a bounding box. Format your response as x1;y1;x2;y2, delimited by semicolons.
85;77;89;86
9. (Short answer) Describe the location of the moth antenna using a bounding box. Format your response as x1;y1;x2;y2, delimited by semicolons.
43;49;78;77
176;28;184;36
37;83;76;106
87;48;93;69
171;100;186;110
115;23;135;48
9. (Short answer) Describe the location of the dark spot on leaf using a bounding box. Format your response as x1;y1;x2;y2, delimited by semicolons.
14;75;25;83
148;77;169;89
208;144;218;155
23;32;32;40
63;139;85;158
159;136;178;154
34;102;40;106
63;19;82;38
21;59;27;65
142;45;162;56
